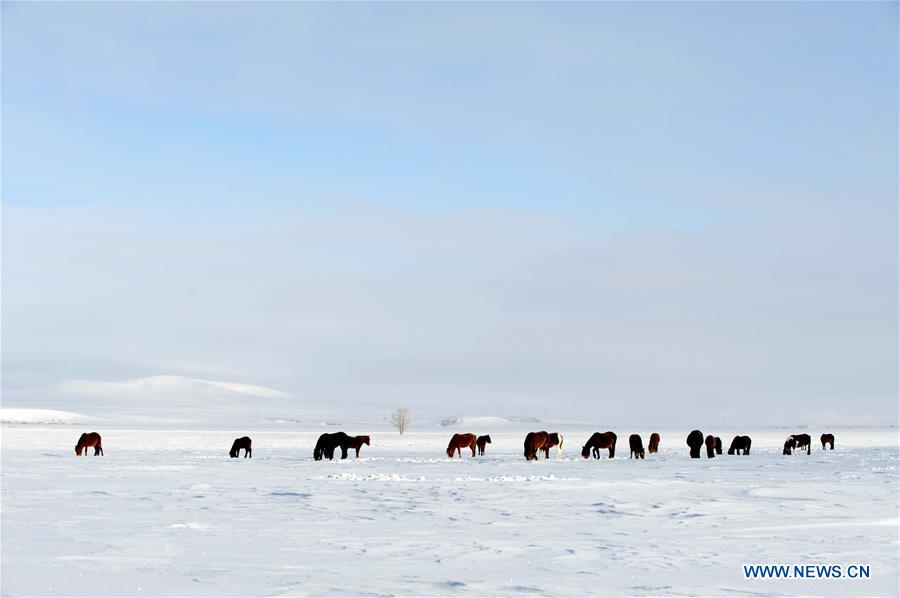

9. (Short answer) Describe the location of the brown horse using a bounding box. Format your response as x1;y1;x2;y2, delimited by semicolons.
229;436;252;458
686;430;703;458
476;435;491;456
541;432;564;460
727;435;751;455
348;435;370;458
75;432;103;456
648;433;660;454
821;433;834;450
704;435;717;458
714;436;723;455
581;431;617;459
447;433;477;458
524;431;550;461
629;434;645;459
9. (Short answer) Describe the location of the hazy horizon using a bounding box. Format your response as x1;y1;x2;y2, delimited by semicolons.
2;2;897;426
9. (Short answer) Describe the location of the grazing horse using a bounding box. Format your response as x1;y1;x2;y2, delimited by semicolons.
313;432;361;460
629;434;645;459
446;433;477;458
727;435;751;455
229;436;252;458
648;433;660;454
704;435;717;458
476;435;491;456
581;431;617;459
347;435;370;459
821;433;835;450
75;432;103;456
542;432;564;460
686;430;704;458
524;431;550;461
714;437;723;455
783;436;796;455
791;433;812;455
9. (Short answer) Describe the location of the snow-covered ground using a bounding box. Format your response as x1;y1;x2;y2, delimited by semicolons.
1;423;898;596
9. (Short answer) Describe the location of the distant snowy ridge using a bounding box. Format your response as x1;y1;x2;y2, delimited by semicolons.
0;408;99;425
54;375;292;399
439;416;537;427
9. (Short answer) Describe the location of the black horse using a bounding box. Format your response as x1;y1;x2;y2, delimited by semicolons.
629;434;645;459
476;435;492;456
229;436;252;458
727;435;751;455
686;430;704;458
314;432;358;460
821;433;835;450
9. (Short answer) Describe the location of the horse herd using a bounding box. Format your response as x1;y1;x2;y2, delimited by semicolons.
73;430;837;459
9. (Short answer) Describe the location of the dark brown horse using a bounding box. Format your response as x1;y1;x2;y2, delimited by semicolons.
581;431;617;459
686;430;703;458
447;433;477;458
648;433;660;454
476;435;491;456
314;432;364;460
75;432;103;456
75;432;103;457
714;437;723;455
629;434;645;459
783;436;796;455
229;436;252;458
524;431;550;461
541;432;564;460
347;435;370;458
821;433;834;450
705;435;717;458
727;435;751;455
791;433;812;455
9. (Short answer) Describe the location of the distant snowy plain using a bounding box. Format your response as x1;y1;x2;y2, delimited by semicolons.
2;413;897;597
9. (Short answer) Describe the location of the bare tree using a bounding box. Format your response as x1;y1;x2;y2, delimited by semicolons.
391;408;410;435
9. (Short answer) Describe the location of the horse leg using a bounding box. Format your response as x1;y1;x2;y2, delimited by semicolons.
470;444;476;458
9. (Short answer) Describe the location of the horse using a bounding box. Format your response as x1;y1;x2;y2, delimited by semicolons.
686;430;703;458
727;435;751;455
783;436;796;455
648;433;660;454
347;435;370;459
524;431;550;461
581;431;617;459
446;433;477;458
313;432;359;460
629;434;645;459
476;435;492;456
821;433;834;450
704;435;717;458
229;436;252;458
714;437;723;455
542;432;564;460
75;432;103;456
791;433;812;455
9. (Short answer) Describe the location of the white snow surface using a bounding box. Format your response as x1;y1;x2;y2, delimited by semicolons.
1;424;898;596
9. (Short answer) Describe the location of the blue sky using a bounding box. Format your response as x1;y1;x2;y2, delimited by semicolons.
2;2;897;424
